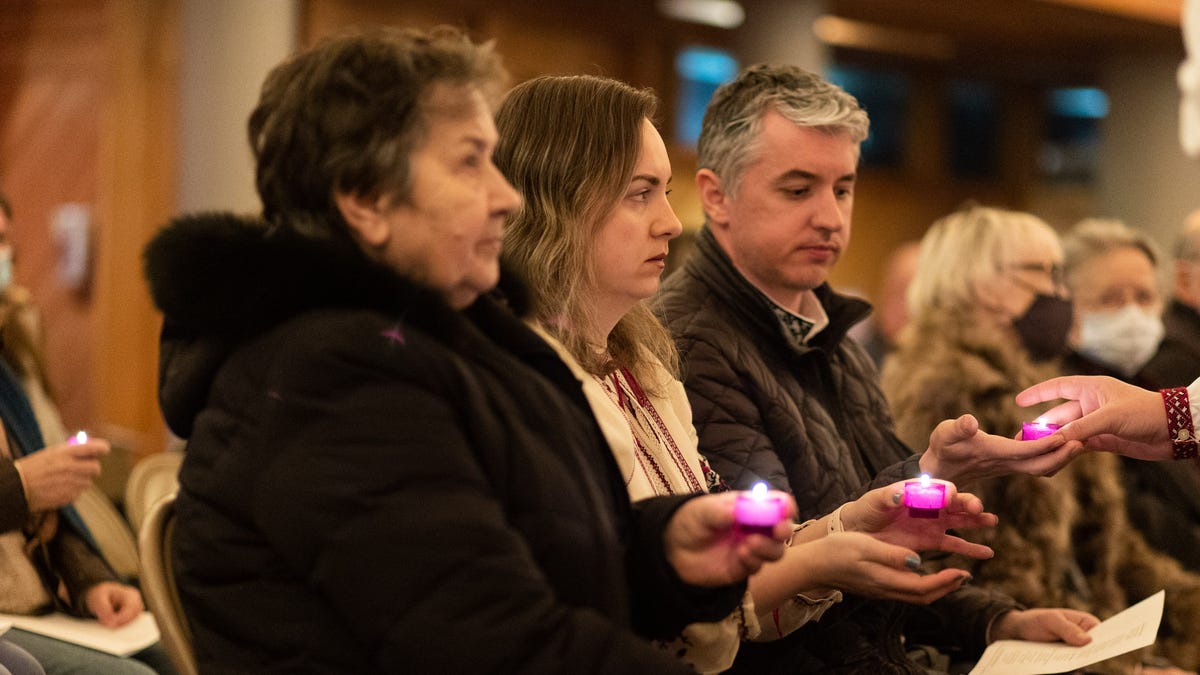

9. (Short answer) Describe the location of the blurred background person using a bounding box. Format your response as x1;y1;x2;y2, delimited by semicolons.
1060;218;1200;572
855;240;920;369
882;204;1200;674
0;193;168;674
1061;218;1165;385
1143;209;1200;388
0;194;67;448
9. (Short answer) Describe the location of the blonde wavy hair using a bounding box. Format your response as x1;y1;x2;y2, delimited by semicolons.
907;204;1062;320
495;75;678;387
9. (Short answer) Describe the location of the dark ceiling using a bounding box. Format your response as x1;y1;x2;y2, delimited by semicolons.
825;0;1185;84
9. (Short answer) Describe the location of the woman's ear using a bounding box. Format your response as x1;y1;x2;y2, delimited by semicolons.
334;192;390;248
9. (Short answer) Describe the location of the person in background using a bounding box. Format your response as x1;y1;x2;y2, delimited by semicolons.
145;27;788;673
1059;218;1200;572
494;73;1018;674
1142;209;1200;388
882;205;1200;674
1061;218;1165;385
655;64;1094;674
856;240;920;368
0;194;170;675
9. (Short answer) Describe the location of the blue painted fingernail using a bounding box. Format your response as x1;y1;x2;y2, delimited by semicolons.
892;492;902;505
905;555;921;571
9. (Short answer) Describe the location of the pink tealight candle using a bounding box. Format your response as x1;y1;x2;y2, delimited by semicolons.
734;481;787;537
1021;420;1060;441
903;474;950;519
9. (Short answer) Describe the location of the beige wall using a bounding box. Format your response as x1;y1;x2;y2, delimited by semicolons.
1098;51;1200;254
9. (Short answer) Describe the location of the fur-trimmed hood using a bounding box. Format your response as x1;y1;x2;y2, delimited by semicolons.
143;211;529;436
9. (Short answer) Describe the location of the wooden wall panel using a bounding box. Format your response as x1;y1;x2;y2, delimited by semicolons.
95;0;180;460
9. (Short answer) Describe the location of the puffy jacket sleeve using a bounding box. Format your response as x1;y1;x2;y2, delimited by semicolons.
673;332;791;493
248;326;697;675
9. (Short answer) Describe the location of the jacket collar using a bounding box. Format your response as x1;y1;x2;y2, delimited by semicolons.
687;226;872;355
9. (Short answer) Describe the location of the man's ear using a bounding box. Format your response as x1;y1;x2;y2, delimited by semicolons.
334;192;390;248
695;168;731;227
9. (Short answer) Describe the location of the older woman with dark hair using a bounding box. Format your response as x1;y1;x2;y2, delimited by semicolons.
143;27;788;673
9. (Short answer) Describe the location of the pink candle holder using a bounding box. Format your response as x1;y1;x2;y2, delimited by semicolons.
734;482;787;537
903;474;950;519
1021;420;1060;441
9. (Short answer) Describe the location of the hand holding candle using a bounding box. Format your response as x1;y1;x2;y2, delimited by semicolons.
1021;419;1061;441
837;480;997;562
902;473;951;518
734;481;789;537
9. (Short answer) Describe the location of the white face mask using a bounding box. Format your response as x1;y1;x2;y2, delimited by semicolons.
0;248;12;294
1077;304;1165;377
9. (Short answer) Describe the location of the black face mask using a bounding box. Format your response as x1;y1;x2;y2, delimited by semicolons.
1012;293;1074;361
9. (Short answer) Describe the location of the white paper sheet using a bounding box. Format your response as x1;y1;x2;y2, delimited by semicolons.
969;590;1164;675
0;611;159;657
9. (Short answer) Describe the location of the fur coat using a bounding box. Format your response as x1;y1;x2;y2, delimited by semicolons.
881;311;1200;673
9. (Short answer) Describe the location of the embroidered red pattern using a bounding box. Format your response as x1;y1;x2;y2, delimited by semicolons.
1161;387;1198;460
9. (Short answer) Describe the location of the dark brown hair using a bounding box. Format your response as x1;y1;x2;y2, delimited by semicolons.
249;26;505;244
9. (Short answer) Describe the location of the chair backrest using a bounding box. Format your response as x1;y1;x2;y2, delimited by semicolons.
138;492;198;675
125;451;183;535
74;484;140;580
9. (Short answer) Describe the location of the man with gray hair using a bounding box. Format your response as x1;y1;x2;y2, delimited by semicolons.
656;64;1094;673
1143;209;1200;387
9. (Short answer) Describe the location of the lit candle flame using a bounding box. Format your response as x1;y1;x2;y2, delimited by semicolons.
73;430;88;445
750;481;769;499
919;473;931;487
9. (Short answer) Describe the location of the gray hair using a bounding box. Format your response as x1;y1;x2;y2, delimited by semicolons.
1062;218;1161;289
696;64;869;196
907;205;1061;318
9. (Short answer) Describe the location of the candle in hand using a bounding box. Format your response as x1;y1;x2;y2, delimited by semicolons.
734;481;787;536
67;430;88;445
903;473;950;519
1021;419;1060;441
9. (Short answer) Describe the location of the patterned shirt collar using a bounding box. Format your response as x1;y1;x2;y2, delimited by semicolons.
755;288;829;350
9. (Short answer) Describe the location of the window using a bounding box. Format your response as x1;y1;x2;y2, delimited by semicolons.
674;46;738;147
827;64;908;168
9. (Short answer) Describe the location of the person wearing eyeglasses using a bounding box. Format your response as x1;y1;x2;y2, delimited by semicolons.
881;205;1200;675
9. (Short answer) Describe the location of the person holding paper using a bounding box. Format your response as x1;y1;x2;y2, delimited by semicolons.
0;198;169;673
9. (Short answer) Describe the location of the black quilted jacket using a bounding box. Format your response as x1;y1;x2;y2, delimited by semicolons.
655;227;1018;674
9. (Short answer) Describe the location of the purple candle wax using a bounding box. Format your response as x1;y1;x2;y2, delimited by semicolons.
1021;420;1060;441
734;482;787;537
903;474;950;519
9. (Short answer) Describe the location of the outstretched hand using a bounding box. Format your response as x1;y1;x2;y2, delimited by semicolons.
665;491;793;587
1016;375;1173;460
919;413;1083;484
799;531;974;605
843;480;997;561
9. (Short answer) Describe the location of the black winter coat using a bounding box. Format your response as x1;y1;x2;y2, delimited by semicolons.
655;227;1018;674
145;214;742;674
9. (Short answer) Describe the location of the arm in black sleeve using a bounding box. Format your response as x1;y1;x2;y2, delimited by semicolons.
626;493;747;639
